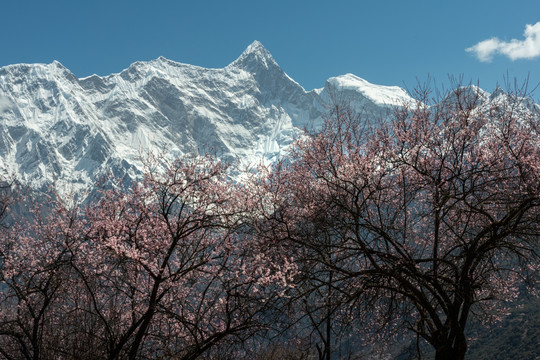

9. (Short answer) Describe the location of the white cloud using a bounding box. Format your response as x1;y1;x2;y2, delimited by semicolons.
466;22;540;62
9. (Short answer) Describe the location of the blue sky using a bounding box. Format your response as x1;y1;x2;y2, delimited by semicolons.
2;0;540;98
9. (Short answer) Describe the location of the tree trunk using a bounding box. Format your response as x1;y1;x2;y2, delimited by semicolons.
433;337;467;360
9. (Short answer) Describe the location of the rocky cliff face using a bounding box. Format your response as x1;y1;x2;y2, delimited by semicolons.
0;40;413;193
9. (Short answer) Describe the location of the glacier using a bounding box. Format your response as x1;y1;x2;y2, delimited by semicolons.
0;40;414;193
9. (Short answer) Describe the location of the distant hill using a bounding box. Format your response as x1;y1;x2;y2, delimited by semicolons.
467;298;540;360
397;298;540;359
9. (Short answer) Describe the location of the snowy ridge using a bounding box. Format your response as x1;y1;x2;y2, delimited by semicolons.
0;41;416;193
326;74;411;106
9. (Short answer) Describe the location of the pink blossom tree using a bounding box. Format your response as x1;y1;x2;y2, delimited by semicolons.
247;129;367;360
63;154;294;359
262;86;540;360
0;196;87;359
0;155;296;359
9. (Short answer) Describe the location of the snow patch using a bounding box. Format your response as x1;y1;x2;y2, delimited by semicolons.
0;96;11;112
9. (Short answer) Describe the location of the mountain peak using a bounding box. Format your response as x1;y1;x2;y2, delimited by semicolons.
228;40;279;72
325;74;412;106
243;40;269;56
51;60;65;68
490;85;506;100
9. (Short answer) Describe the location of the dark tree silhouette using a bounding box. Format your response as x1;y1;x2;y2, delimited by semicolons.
259;84;540;359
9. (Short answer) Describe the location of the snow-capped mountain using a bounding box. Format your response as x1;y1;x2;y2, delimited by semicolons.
0;41;413;192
